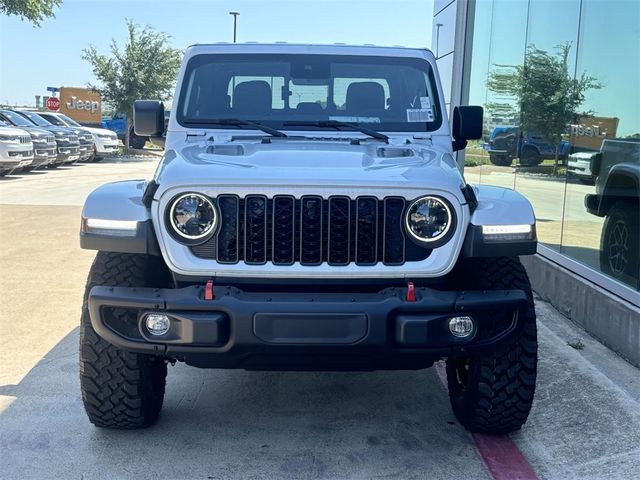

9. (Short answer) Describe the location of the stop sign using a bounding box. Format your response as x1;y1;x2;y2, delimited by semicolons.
46;97;60;111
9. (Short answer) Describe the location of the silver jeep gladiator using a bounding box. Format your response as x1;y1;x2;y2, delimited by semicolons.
79;44;538;434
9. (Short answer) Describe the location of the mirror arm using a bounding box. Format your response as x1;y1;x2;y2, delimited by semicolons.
452;138;468;152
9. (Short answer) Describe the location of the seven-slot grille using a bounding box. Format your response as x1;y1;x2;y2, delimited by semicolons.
190;195;431;266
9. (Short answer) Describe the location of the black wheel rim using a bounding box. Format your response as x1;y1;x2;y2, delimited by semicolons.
608;220;629;275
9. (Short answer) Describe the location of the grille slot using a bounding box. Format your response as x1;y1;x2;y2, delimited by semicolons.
244;195;267;264
355;197;378;265
300;196;323;265
272;196;295;265
216;195;239;263
191;195;430;266
328;196;350;265
383;198;406;265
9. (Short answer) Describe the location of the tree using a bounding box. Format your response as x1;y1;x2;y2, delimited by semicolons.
1;0;61;25
487;43;601;173
82;20;181;148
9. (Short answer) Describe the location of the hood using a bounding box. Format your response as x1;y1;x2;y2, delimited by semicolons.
36;125;79;136
155;139;464;195
68;126;93;135
81;126;117;136
15;125;56;138
0;126;31;136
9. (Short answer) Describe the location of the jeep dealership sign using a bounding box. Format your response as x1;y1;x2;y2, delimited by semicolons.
59;87;102;124
569;116;619;150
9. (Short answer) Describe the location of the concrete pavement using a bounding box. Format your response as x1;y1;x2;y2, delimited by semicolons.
1;158;639;479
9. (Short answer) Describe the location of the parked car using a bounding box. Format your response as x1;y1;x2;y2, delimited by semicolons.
102;114;147;149
585;139;640;289
0;121;33;176
35;112;94;162
79;44;539;435
13;110;81;166
39;112;118;162
0;109;57;170
484;126;570;166
567;150;599;184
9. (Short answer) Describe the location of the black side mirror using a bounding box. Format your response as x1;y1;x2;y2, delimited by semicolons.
590;152;602;177
452;106;483;151
134;100;164;136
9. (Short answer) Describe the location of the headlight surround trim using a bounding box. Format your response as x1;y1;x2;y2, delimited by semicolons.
404;195;456;248
167;192;218;244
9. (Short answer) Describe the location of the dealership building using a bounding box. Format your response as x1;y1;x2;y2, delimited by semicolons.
433;0;639;365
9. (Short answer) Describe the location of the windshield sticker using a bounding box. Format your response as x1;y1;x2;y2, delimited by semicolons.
329;116;381;123
406;108;434;123
420;97;431;109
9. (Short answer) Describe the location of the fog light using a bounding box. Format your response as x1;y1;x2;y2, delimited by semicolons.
449;316;474;338
145;313;170;336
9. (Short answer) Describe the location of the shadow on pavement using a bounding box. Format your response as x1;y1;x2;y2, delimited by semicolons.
0;328;486;480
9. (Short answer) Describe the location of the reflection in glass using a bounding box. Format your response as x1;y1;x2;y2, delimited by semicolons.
466;0;639;291
561;0;640;291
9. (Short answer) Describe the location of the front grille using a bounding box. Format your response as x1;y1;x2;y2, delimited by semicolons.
191;195;431;266
68;135;78;143
46;136;55;144
20;135;31;144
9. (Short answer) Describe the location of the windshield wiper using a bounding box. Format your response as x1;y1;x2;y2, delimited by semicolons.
184;118;287;137
283;120;389;141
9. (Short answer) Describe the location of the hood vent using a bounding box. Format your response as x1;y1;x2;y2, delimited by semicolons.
206;144;245;156
377;147;413;158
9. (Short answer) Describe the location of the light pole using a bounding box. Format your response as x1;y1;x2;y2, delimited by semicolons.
229;12;239;43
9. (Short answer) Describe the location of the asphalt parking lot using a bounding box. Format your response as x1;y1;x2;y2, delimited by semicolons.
1;157;639;479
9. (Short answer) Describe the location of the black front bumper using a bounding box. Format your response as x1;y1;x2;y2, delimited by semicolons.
88;284;528;371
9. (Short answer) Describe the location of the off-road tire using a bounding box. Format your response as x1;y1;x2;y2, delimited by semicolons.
80;252;169;429
600;200;640;289
488;152;512;167
520;148;542;167
129;132;147;150
446;257;537;434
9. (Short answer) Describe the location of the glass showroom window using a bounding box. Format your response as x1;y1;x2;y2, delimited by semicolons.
466;0;639;292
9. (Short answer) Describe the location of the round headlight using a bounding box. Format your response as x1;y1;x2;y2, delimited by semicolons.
168;193;216;240
405;196;453;244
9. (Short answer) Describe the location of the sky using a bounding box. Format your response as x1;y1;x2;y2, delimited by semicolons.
0;0;435;105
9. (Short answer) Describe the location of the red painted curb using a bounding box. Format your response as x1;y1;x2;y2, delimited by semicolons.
472;433;538;480
433;362;539;480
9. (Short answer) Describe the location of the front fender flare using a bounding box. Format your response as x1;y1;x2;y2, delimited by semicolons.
80;180;160;255
461;185;537;257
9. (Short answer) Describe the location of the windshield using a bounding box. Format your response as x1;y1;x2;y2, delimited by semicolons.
0;110;34;127
177;53;442;133
58;113;82;127
16;111;53;127
39;113;67;127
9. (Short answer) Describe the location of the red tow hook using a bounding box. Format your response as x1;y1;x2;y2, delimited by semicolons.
204;279;215;300
406;282;417;302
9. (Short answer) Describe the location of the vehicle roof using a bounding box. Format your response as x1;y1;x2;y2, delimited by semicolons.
184;43;435;59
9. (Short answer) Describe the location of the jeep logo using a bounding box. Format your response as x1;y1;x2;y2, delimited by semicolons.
66;96;100;113
568;124;607;138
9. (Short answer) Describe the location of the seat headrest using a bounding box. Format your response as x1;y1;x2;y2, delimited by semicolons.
233;81;272;115
296;102;323;115
346;82;385;114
